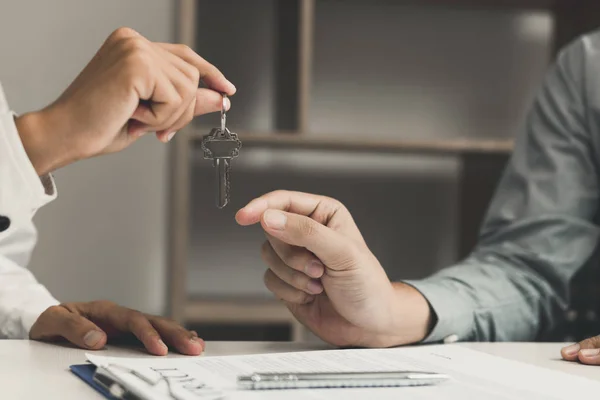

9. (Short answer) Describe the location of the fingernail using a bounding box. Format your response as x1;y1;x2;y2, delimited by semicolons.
227;82;237;94
167;131;177;142
307;280;323;294
190;336;205;346
563;343;580;356
263;210;286;230
305;260;324;278
224;97;231;110
83;330;104;347
580;348;600;357
158;339;168;350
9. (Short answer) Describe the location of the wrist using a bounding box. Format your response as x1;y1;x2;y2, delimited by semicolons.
362;282;433;347
15;106;77;175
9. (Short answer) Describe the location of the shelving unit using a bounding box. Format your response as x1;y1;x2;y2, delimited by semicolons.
168;0;600;342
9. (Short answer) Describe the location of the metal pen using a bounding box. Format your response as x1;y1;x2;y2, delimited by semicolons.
237;370;449;390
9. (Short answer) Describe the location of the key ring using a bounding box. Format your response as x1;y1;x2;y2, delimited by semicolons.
221;94;227;132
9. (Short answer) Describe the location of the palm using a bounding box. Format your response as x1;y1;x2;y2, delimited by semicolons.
287;294;368;347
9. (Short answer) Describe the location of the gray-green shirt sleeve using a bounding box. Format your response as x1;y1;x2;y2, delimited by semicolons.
406;32;600;343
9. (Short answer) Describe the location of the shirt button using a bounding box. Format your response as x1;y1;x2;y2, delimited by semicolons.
585;310;597;322
443;334;459;344
565;310;578;322
0;216;10;232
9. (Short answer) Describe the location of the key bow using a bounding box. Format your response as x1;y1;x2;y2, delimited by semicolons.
201;128;242;160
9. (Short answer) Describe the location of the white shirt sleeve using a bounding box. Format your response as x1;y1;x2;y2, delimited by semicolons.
0;82;59;338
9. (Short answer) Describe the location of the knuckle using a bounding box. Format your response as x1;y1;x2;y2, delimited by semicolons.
589;335;600;347
322;195;341;206
189;67;201;86
177;43;195;59
91;300;115;310
128;309;144;320
280;250;300;269
110;27;138;41
271;190;288;198
319;196;347;217
291;290;310;304
59;303;79;314
263;270;274;289
121;35;147;53
121;38;150;61
328;197;346;212
46;305;64;316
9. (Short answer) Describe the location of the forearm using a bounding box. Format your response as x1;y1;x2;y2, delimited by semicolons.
15;105;78;176
404;240;588;343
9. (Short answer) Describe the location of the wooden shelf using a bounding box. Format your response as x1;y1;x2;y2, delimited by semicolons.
184;297;295;324
397;0;591;11
183;297;306;341
190;130;514;155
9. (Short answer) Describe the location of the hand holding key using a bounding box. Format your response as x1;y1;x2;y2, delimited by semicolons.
16;27;235;176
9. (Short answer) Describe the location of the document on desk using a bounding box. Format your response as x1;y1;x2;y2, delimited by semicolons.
86;345;598;399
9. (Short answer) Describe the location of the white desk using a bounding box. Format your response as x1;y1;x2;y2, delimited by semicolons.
0;341;597;399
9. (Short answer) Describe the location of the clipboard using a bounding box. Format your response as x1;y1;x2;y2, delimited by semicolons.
70;364;116;399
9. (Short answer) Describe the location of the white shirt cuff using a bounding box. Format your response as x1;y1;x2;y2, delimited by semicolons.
0;83;56;209
21;292;60;337
0;112;56;208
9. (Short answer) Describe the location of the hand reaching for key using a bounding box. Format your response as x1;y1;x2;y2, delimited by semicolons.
15;27;236;176
236;191;433;347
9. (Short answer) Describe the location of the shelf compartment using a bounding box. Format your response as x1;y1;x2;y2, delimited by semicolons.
189;130;514;155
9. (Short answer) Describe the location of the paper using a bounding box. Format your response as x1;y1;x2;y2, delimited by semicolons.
86;345;598;399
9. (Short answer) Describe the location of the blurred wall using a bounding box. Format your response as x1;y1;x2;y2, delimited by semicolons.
0;0;174;314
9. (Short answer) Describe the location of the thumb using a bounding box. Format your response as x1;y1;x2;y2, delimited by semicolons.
261;209;358;271
574;335;600;365
31;306;107;350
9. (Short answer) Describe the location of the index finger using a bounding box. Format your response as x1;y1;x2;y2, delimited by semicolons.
157;43;236;95
236;190;330;226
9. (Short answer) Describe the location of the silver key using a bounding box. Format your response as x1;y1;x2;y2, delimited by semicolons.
201;94;242;208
